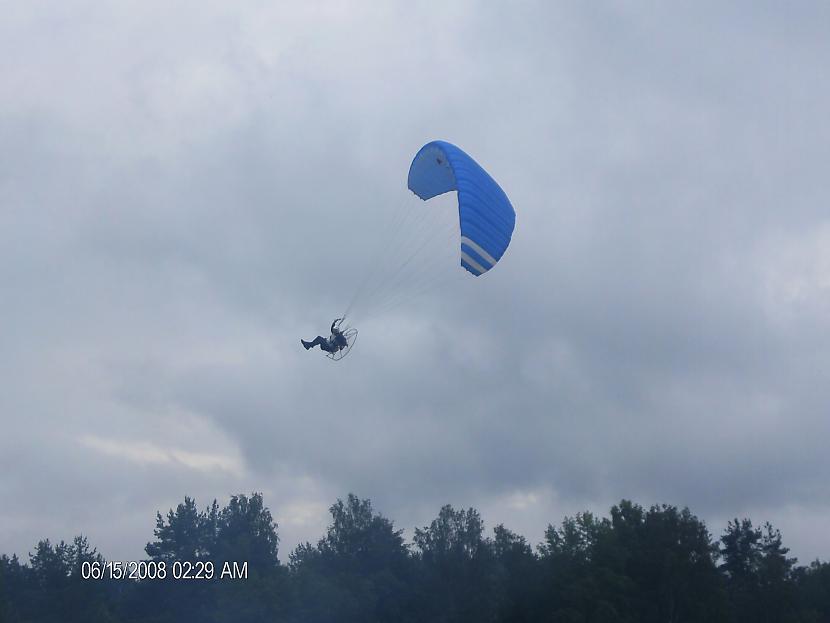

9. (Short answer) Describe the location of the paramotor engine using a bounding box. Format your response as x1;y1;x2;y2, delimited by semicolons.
326;325;358;362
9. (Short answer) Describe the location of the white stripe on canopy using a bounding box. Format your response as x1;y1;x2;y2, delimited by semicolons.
460;236;497;267
461;250;488;275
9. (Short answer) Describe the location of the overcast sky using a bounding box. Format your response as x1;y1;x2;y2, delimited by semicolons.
2;1;830;563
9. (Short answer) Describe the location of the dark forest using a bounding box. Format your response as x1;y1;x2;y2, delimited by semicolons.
1;493;828;622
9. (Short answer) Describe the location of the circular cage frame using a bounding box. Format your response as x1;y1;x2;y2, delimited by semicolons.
325;327;358;361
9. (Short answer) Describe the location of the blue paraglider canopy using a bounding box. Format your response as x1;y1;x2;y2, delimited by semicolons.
407;140;516;276
340;139;517;331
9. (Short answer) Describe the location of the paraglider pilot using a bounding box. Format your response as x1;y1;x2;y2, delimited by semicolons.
302;319;349;353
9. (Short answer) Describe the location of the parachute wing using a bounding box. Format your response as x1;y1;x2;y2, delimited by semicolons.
407;140;516;276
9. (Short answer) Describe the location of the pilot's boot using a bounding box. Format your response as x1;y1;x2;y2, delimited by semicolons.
301;339;312;350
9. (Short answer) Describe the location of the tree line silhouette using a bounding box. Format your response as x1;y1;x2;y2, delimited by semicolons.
1;493;828;622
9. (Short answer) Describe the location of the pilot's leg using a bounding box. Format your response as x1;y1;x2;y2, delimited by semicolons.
302;336;329;350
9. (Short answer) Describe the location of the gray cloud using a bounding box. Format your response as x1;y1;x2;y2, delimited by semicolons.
2;2;829;563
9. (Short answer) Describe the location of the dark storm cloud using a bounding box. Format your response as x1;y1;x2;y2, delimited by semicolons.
2;2;829;561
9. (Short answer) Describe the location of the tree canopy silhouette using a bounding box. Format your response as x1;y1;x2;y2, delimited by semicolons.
0;493;828;622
